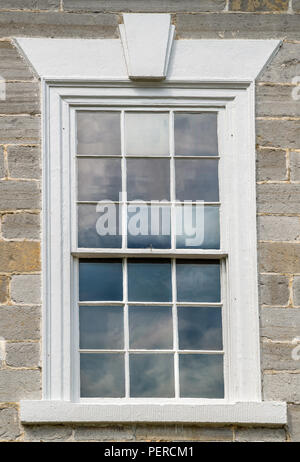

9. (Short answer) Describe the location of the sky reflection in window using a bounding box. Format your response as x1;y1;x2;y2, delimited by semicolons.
177;260;220;302
130;354;175;397
77;111;121;156
79;259;123;301
179;354;224;398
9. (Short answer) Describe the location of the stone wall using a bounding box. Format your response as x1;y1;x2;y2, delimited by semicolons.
0;0;300;442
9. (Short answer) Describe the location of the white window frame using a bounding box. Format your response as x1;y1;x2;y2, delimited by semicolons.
16;31;286;424
19;80;285;424
51;82;258;407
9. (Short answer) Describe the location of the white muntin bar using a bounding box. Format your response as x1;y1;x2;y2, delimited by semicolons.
123;257;130;398
121;110;127;250
76;201;221;205
169;110;176;251
78;301;223;307
79;349;225;355
73;249;227;259
76;155;220;159
172;258;180;398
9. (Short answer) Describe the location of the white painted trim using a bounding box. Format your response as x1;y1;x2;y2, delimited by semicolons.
15;38;281;82
119;14;175;80
20;401;287;425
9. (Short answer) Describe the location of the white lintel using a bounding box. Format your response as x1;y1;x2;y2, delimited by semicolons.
15;37;280;83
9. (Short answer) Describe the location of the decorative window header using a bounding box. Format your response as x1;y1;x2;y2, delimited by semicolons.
15;13;280;83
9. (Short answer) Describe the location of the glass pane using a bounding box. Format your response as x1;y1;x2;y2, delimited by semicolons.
80;353;125;397
79;306;124;350
125;112;169;156
78;204;122;248
127;159;170;201
175;159;219;202
77;111;121;156
175;112;218;156
79;259;123;301
178;307;223;350
78;158;121;201
129;306;173;349
176;260;220;302
130;354;174;397
176;205;220;249
127;205;171;249
179;354;224;398
128;259;172;302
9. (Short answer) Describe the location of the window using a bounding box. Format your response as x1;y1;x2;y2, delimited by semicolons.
17;28;286;424
76;109;223;400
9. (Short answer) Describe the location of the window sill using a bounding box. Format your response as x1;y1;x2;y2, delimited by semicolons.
20;401;287;425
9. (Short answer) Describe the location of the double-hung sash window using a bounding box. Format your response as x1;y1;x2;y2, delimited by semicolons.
17;28;287;424
33;81;267;418
75;109;224;400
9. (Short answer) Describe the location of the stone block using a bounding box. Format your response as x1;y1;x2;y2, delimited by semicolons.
0;81;40;115
0;407;20;441
262;341;300;370
0;305;41;341
0;41;35;81
135;424;233;441
290;151;300;182
0;369;41;401
235;426;286;442
0;147;5;178
259;274;290;305
257;183;300;214
256;148;287;181
0;180;40;211
0;1;60;10
0;241;40;273
7;145;40;179
24;424;73;442
0;12;119;38
229;0;288;11
176;13;300;40
0;115;40;144
257;215;300;241
0;276;9;304
259;242;300;273
261;307;300;341
263;372;300;403
256;85;300;117
0;305;40;340
63;0;226;12
11;274;41;304
7;145;41;179
74;425;135;441
1;213;40;239
293;276;300;305
6;342;40;368
259;42;300;83
288;404;300;442
293;0;300;11
256;119;300;150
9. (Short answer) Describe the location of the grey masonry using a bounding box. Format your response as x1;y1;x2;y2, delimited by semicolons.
0;0;300;442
